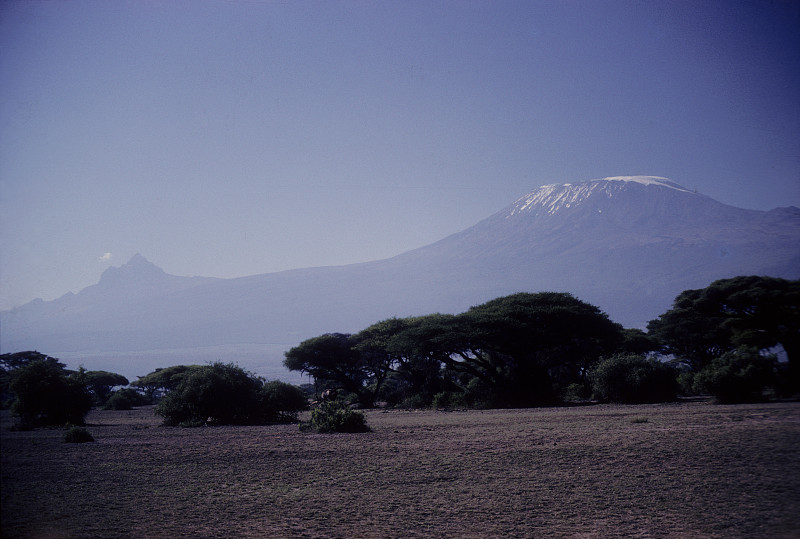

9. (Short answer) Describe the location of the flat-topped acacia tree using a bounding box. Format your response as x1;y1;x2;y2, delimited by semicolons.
648;276;799;391
286;292;626;408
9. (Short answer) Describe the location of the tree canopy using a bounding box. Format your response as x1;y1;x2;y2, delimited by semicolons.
133;365;204;401
9;356;92;428
81;370;130;406
647;276;799;390
285;292;628;408
284;333;377;407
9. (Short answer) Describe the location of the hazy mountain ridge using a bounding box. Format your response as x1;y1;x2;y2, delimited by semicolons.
2;176;798;380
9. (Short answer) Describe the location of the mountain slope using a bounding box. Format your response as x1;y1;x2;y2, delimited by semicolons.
2;176;798;379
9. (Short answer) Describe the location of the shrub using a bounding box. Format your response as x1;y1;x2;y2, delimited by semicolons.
398;393;430;409
562;382;591;402
591;354;678;404
259;380;308;423
63;426;94;443
156;363;262;426
693;347;777;404
431;391;467;410
303;400;370;433
10;359;93;428
676;371;697;397
155;363;307;426
104;388;151;410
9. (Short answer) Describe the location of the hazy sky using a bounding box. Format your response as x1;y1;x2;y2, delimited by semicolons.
1;0;799;311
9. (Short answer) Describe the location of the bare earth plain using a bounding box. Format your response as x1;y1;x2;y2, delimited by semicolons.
2;401;799;538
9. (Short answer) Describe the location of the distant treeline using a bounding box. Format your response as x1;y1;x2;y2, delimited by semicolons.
1;276;797;430
284;276;798;408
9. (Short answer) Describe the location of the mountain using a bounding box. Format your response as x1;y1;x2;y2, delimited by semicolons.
2;176;799;380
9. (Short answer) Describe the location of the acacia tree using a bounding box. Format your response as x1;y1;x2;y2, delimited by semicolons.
361;294;625;407
1;351;61;408
284;333;378;407
9;357;92;428
133;365;204;401
81;370;129;406
450;292;624;406
647;289;740;371
285;293;632;408
648;276;799;390
355;316;456;406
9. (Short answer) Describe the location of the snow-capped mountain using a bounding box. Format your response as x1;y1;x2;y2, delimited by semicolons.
507;176;693;218
2;176;798;380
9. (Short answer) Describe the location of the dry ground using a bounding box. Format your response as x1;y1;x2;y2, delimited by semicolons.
2;401;799;538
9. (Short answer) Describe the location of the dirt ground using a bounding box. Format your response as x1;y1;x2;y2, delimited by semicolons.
2;401;799;538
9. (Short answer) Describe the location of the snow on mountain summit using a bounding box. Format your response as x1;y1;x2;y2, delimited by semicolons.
506;176;695;218
600;176;690;190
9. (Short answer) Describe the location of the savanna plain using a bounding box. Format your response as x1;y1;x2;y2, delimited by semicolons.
2;401;799;538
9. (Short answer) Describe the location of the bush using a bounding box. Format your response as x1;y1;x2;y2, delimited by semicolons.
398;393;430;409
302;400;370;433
63;426;94;443
10;359;93;428
591;354;678;404
156;363;261;426
676;371;697;397
104;388;151;410
693;347;777;404
562;382;591;402
431;391;467;410
155;362;307;427
259;380;308;423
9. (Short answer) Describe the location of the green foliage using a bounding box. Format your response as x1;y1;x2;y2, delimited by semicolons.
648;276;799;390
562;383;592;402
379;315;462;406
63;426;94;443
259;380;308;423
104;388;151;410
431;390;467;410
676;371;697;397
0;351;58;371
133;365;204;401
9;357;92;428
287;292;628;409
647;288;732;372
693;347;777;404
353;319;420;407
82;370;130;406
155;363;307;427
400;293;624;407
618;328;661;355
591;354;678;404
302;400;370;433
285;333;379;408
1;351;63;409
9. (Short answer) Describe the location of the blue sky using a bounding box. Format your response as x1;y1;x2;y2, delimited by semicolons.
1;0;798;311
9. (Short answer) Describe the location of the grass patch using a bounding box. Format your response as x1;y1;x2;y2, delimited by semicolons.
63;426;94;443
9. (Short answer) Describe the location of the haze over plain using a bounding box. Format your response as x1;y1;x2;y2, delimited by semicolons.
1;0;799;311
